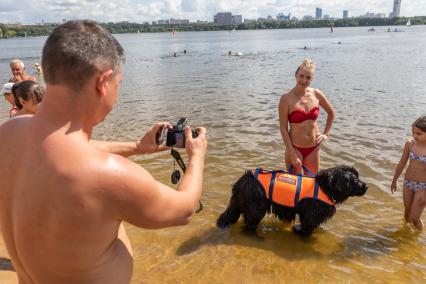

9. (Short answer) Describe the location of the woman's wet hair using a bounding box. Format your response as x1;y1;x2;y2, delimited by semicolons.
295;59;316;76
12;80;44;109
413;116;426;132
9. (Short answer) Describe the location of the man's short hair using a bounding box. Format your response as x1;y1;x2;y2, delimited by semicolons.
42;20;124;91
10;59;24;68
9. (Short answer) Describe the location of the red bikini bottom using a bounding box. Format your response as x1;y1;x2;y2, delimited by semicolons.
293;144;319;159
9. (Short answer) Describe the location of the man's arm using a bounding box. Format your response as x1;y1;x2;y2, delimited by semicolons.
102;127;207;228
90;140;140;157
90;122;171;157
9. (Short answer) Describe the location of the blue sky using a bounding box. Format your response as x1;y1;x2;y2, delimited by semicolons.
0;0;424;24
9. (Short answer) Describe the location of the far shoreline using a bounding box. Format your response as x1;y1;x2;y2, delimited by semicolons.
0;16;425;39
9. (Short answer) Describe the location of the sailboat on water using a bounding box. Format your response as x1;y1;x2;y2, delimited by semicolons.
406;19;411;26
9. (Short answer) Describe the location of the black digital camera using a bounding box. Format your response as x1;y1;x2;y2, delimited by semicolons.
157;118;198;148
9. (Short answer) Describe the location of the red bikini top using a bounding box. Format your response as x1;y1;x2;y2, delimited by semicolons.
288;107;320;123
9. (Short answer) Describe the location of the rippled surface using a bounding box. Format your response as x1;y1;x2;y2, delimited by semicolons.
1;26;426;283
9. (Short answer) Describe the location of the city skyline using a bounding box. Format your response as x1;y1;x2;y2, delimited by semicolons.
0;0;424;24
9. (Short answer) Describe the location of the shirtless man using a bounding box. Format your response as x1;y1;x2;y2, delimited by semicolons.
0;20;207;283
9;59;36;83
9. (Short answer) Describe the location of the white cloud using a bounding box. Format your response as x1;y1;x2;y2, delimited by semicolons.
0;0;423;24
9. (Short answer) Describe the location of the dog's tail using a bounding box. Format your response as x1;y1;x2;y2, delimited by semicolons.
217;192;240;228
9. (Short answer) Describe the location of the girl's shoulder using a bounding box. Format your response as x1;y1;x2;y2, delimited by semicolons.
282;89;293;97
404;138;414;146
312;88;326;98
404;139;416;152
280;90;293;103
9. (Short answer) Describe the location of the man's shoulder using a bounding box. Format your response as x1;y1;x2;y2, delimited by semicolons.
88;150;151;191
0;116;29;134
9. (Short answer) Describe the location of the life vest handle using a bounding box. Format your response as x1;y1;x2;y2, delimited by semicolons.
288;165;316;177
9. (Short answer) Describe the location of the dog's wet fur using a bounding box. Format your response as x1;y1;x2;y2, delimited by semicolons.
217;165;368;236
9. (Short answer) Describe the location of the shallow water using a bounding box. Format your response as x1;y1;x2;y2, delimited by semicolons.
0;26;425;283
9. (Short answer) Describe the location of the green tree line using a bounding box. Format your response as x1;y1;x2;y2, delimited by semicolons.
0;16;425;38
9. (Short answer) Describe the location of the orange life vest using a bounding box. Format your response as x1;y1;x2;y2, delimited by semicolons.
251;169;335;207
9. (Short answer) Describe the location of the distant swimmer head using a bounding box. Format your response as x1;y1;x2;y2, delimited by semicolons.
304;46;307;50
295;59;315;87
338;41;342;44
228;51;232;56
173;52;177;57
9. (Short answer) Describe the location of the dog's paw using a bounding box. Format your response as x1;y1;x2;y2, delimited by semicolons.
293;223;302;233
216;218;229;229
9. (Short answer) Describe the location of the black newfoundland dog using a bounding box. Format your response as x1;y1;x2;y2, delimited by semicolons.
217;165;368;236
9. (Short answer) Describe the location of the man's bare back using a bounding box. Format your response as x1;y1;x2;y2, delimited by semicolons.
0;20;207;283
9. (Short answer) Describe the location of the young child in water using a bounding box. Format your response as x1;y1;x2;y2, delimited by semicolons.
391;116;426;232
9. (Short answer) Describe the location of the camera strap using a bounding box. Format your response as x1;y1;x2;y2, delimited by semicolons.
171;148;187;172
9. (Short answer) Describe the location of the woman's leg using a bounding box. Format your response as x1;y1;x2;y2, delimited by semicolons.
409;190;426;232
302;146;320;175
402;185;414;222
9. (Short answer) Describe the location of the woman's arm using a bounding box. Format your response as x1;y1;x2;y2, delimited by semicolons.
391;141;410;193
279;94;300;165
315;89;335;143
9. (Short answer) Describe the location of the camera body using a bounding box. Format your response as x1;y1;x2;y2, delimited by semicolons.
158;118;198;148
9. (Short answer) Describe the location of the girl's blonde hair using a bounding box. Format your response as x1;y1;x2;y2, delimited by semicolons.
296;59;315;75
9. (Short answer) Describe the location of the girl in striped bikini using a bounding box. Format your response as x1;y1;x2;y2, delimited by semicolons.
391;116;426;232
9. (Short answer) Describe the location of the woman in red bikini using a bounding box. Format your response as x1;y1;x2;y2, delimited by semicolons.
279;59;335;175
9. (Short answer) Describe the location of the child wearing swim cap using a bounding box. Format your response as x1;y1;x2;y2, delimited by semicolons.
391;116;426;232
2;82;19;117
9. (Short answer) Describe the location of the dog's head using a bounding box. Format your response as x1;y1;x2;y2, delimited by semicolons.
316;165;368;204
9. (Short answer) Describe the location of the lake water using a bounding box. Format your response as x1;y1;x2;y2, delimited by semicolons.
1;26;426;283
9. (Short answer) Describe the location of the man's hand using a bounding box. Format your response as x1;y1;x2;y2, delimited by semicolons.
11;74;23;83
184;126;207;160
136;122;172;154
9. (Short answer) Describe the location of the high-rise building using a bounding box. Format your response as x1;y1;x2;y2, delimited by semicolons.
232;15;243;24
343;10;349;19
214;13;233;25
390;0;401;18
316;8;322;20
277;13;291;20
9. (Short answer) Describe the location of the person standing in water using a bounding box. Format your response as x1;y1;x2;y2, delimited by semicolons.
279;59;335;175
8;59;36;83
2;82;19;117
11;80;44;117
391;116;426;232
